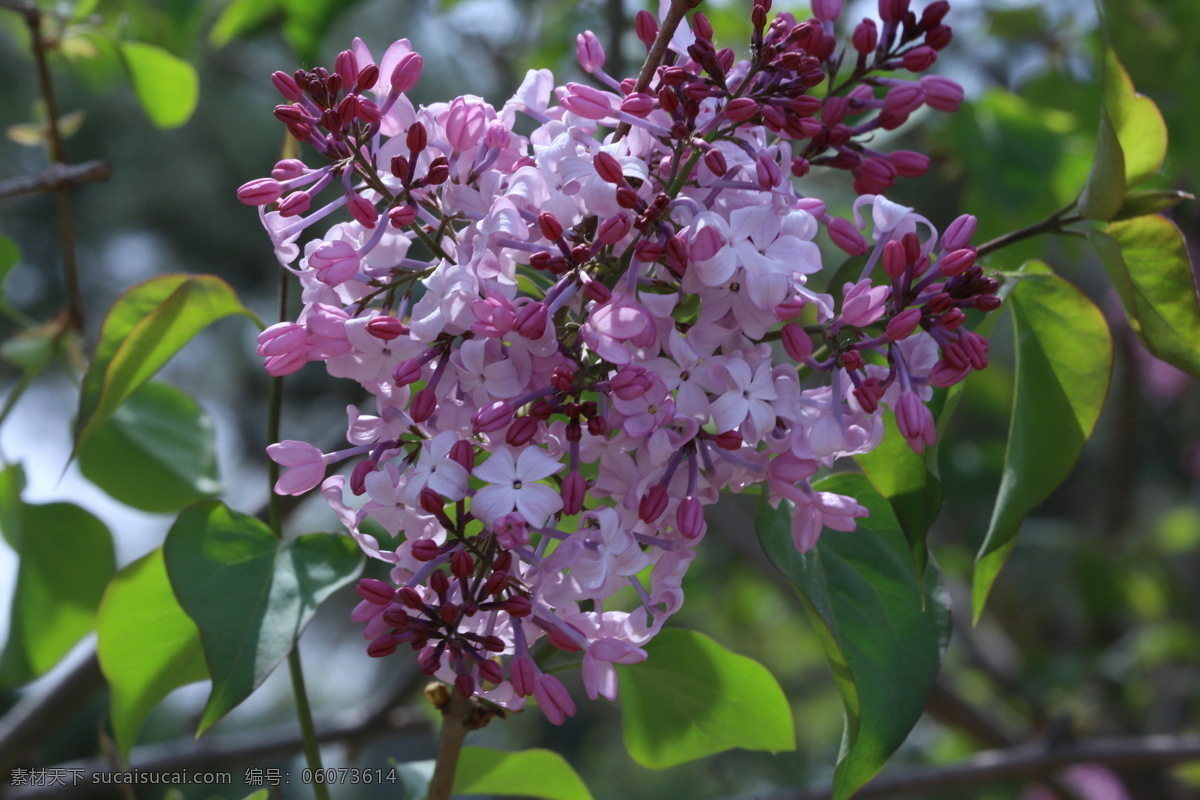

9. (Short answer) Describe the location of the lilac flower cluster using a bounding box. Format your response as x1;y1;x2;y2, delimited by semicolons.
241;0;996;723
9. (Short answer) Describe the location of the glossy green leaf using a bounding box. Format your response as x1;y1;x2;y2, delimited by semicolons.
73;274;258;457
163;502;362;734
79;382;221;514
972;263;1112;622
210;0;281;47
1092;216;1200;377
453;748;594;800
617;628;794;769
0;465;116;688
757;474;949;800
119;42;199;129
1078;107;1126;221
1113;190;1194;221
97;548;207;760
855;409;944;580
1105;51;1168;187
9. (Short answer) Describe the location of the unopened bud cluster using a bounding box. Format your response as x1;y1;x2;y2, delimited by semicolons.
243;0;994;723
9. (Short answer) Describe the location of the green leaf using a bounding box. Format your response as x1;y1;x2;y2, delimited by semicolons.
855;408;944;580
0;235;20;288
1113;189;1194;221
97;548;207;760
119;42;199;129
0;465;116;688
79;382;221;514
1092;216;1200;377
1078;107;1126;221
453;747;594;800
163;502;362;734
1105;51;1168;187
972;263;1112;622
73;274;259;457
279;0;366;64
617;628;794;769
757;474;950;800
210;0;282;47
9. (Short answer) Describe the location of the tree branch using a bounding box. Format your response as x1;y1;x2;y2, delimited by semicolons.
0;161;111;202
613;0;703;140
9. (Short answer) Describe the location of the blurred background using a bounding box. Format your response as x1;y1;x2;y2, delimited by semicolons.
0;0;1198;797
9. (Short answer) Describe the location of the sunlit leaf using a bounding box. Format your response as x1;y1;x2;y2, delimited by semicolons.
79;382;221;514
757;474;949;800
454;748;594;800
119;42;199;129
1113;189;1193;221
164;502;362;734
618;628;794;769
210;0;282;47
0;465;116;688
73;274;259;457
97;548;207;760
1092;216;1200;377
972;263;1112;622
1078;107;1125;221
1105;51;1168;187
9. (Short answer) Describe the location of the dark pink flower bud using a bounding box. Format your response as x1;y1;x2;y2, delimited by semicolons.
271;159;306;181
884;84;925;116
940;307;966;329
419;487;445;515
450;548;474;580
922;0;951;27
425;157;450;185
713;430;743;451
274;103;306;124
638;485;669;523
598;214;632;244
357;578;395;605
335;50;359;85
576;30;606;72
977;294;1002;312
350;460;376;495
886;307;922;339
406;122;428;153
367;635;399;658
635;10;658;45
723;97;759;122
776;295;808;320
896;391;936;453
390;52;423;93
925;24;953;50
610;366;650;400
827;217;869;255
562;82;613;120
882;240;908;278
878;0;909;22
616;186;640;209
562;472;586;515
392;358;423;386
473;401;514;433
593;151;624;184
791;156;811;177
357;97;381;124
366;316;406;340
272;71;302;101
278;191;311;217
620;92;655;117
676;496;705;539
902;46;938;72
348;194;379;228
841;349;865;371
812;0;842;21
478;660;504;685
855;157;897;194
942;214;977;250
388;204;417;227
889;149;930;177
356;64;380;93
756;152;781;189
505;415;539;446
411;388;437;423
693;11;714;40
417;645;442;674
938;248;976;277
584;280;611;303
430;570;450;596
853;18;878;53
237;178;283;206
703;148;728;176
781;323;814;361
453;672;476;699
449;439;475;472
514;302;548;339
537;212;563;241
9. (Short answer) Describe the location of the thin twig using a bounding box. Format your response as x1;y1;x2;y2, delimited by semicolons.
0;161;111;201
427;689;472;800
976;203;1082;258
613;0;704;140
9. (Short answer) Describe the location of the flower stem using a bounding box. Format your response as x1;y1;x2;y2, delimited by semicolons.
614;0;705;140
976;203;1082;258
428;690;473;800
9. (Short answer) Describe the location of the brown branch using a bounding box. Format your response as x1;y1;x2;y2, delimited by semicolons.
613;0;704;140
0;161;111;201
757;736;1200;800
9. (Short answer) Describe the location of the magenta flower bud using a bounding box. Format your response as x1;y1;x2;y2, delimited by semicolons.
638;485;669;523
593;152;624;185
820;97;849;127
689;224;725;262
942;214;977;251
446;440;473;473
855;157;897;194
562;472;586;516
584;280;611;303
791;156;811;178
425;157;450;185
903;46;938;72
756;152;781;189
703;148;728;176
271;159;306;181
693;11;714;40
562;82;613;120
852;18;878;54
477;660;504;685
781;323;814;361
390;52;423;93
841;279;891;327
408;539;439;563
923;0;950;27
278;191;311;217
841;349;865;371
878;0;909;22
886;307;923;339
929;360;969;387
453;673;475;699
237;178;283;206
537;212;563;241
356;63;380;93
274;103;306;124
575;30;606;72
505;415;539;447
598;213;632;244
405;124;428;156
722;97;759;122
620;92;655;117
712;430;742;451
366;316;406;341
635;10;658;44
388;204;417;228
812;0;842;21
514;302;548;339
483;120;510;150
889;149;930;177
450;548;474;581
940;307;966;329
776;295;807;320
768;453;819;486
357;578;395;605
357;98;381;124
334;50;359;85
609;366;650;400
347;194;379;228
827;217;869;255
417;645;442;674
367;635;399;658
676;496;705;539
473;400;514;433
920;75;963;112
349;460;376;495
961;330;989;369
534;673;577;726
309;240;360;285
411;387;437;423
271;70;302;100
418;487;445;516
392;358;423;386
938;248;976;277
896;391;936;453
884;84;926;116
925;24;953;50
881;240;907;279
616;186;640;209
